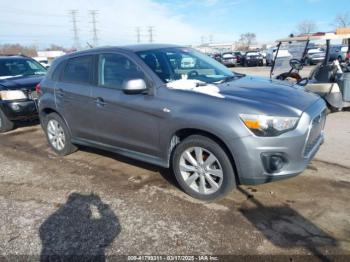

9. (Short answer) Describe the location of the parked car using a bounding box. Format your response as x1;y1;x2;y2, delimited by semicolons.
38;44;326;200
211;53;222;63
0;55;46;132
266;48;292;66
329;45;348;62
33;57;50;69
241;51;264;66
305;48;326;65
221;52;237;67
181;57;196;68
233;51;244;64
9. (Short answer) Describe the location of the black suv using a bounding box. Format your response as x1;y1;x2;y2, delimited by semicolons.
0;55;46;132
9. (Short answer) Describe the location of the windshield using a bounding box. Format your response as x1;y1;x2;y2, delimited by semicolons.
137;47;235;83
0;58;47;78
271;41;307;77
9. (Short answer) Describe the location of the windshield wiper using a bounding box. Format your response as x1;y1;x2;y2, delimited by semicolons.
217;74;244;83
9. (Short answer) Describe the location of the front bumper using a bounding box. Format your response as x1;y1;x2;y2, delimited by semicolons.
223;59;237;66
0;99;38;121
245;59;263;65
229;99;327;185
310;57;324;64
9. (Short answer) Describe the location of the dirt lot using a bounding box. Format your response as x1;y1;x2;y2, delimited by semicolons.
0;67;349;260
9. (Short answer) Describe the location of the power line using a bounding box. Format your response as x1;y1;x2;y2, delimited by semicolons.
148;26;155;43
68;10;80;50
136;27;141;43
89;10;99;47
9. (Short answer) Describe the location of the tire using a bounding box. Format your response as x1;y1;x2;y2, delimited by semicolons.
172;135;236;201
44;113;77;156
328;105;343;113
0;109;15;133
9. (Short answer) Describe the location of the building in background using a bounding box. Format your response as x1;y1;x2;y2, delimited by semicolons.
33;50;66;68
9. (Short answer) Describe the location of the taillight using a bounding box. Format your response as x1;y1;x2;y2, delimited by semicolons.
35;83;41;93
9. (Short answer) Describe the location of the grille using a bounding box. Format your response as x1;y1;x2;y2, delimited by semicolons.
303;110;326;157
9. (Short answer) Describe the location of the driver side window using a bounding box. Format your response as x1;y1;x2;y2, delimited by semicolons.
98;53;145;90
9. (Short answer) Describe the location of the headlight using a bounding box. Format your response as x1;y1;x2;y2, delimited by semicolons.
240;114;299;136
0;90;27;101
246;57;251;60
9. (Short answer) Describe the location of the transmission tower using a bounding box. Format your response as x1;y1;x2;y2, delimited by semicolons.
148;26;155;43
68;10;81;50
136;27;141;43
89;10;99;47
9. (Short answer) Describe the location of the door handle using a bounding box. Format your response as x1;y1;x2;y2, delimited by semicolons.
95;97;106;107
56;88;64;97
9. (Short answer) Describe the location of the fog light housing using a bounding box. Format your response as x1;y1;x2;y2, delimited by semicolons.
261;153;287;173
10;103;21;111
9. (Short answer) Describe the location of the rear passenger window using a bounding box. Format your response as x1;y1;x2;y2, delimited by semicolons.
62;56;93;84
98;53;145;90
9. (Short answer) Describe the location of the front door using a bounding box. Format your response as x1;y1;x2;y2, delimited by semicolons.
91;53;161;157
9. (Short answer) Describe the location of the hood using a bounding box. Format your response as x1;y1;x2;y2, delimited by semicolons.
217;76;320;115
0;75;44;91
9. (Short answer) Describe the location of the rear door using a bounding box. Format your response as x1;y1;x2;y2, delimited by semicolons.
55;55;96;139
90;52;161;156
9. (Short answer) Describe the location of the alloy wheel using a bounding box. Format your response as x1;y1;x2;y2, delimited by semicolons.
47;119;66;151
179;147;223;195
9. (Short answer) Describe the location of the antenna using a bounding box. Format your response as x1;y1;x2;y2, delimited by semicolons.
68;10;81;50
89;10;99;47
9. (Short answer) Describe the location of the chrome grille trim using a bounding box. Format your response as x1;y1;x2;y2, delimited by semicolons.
303;109;326;158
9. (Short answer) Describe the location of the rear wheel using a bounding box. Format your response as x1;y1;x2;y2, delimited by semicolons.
44;113;77;156
0;109;15;133
328;105;343;113
172;135;236;201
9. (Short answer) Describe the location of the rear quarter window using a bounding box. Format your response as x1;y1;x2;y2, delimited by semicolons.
50;60;66;81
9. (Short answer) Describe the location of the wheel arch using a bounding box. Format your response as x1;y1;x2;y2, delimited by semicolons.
39;107;73;136
168;128;241;184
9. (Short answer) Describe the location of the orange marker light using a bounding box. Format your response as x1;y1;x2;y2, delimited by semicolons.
243;120;260;129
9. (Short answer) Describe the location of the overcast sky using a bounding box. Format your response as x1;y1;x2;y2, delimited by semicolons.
0;0;348;49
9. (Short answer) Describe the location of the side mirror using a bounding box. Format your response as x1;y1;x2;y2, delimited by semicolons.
122;79;147;94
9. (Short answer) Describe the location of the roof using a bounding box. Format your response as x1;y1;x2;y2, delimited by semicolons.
276;32;350;42
69;44;183;56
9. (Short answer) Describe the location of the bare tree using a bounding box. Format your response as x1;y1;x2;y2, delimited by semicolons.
297;20;317;35
45;44;67;52
237;33;256;50
0;44;37;57
333;12;350;28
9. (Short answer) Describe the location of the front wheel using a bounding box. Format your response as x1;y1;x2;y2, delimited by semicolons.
0;109;15;133
44;113;77;156
172;135;236;201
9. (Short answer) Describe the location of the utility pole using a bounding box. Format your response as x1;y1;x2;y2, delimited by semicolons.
136;27;141;43
89;10;99;47
200;36;205;45
148;26;154;43
68;10;81;50
209;34;213;44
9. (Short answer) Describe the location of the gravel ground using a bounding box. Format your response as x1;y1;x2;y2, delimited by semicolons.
0;67;349;260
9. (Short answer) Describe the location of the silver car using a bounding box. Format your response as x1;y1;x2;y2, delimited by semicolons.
38;44;326;200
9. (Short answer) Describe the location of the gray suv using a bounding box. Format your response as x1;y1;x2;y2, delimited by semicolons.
38;44;326;200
